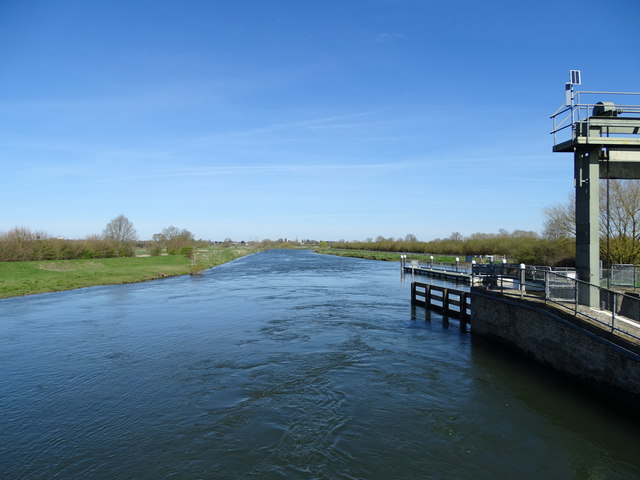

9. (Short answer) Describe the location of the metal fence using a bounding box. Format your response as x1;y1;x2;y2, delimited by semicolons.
472;263;555;290
409;259;472;274
545;269;577;301
604;264;640;289
473;265;640;342
547;271;640;342
405;258;512;276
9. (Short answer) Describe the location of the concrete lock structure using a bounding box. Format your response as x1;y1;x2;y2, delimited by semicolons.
551;72;640;306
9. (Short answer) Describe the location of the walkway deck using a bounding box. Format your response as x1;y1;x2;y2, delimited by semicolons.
481;289;640;351
411;279;640;351
403;266;474;284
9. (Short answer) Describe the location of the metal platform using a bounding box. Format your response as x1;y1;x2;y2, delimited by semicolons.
551;88;640;306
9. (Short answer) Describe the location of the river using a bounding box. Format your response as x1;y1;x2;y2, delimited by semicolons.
1;249;639;479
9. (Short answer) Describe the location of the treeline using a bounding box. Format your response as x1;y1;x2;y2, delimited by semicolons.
0;216;204;262
331;231;575;266
149;226;195;257
0;227;134;262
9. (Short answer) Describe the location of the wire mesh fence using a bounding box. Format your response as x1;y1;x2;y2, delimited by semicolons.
545;270;577;302
601;264;640;289
612;264;636;287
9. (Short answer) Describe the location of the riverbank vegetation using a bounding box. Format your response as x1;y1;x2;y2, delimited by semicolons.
325;231;575;266
10;180;640;296
0;216;143;262
1;220;211;262
0;245;259;298
314;249;458;263
0;227;133;261
323;181;640;267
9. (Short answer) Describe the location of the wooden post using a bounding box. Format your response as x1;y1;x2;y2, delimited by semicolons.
442;288;449;313
409;284;472;329
424;284;431;309
459;292;466;318
459;291;469;331
441;288;449;327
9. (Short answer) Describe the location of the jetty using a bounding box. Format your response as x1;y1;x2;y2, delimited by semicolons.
400;256;530;286
400;256;473;283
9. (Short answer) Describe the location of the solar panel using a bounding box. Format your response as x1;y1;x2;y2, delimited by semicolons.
570;70;581;85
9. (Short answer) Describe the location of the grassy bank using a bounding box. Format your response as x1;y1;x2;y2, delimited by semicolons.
315;248;458;263
0;246;259;298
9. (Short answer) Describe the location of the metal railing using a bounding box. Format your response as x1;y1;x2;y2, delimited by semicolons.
550;90;640;146
474;265;640;342
471;263;565;289
400;256;475;274
545;271;640;342
415;260;472;274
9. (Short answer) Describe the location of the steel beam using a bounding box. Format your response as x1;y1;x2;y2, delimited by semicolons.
575;147;601;307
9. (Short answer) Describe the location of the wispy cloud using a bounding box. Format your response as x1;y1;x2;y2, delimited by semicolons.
195;111;379;144
107;160;424;181
375;32;404;44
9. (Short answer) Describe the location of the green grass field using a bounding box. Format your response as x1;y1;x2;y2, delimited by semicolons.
0;246;258;298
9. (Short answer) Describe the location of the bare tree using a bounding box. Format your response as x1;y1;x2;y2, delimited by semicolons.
542;194;576;239
544;181;640;263
103;215;137;251
603;181;640;239
601;180;640;263
404;233;417;242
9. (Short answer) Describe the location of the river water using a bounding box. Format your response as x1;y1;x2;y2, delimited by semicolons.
1;249;639;479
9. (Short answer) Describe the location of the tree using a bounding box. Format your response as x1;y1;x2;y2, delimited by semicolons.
511;229;538;239
543;181;640;264
404;234;417;242
542;194;575;239
601;180;640;264
151;226;194;254
603;181;640;238
103;215;137;256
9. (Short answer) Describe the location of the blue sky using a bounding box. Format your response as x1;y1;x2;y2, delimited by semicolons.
1;0;639;242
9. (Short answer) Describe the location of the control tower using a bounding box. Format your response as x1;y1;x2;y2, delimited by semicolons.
551;71;640;306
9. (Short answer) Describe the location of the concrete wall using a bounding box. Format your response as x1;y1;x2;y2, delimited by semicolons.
471;289;640;404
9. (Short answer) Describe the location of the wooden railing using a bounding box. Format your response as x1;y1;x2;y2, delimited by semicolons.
411;282;471;325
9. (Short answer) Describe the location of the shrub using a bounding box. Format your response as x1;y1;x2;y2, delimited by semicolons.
149;244;163;256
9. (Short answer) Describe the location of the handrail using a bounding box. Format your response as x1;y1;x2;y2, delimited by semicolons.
578;91;640;96
474;267;640;342
550;89;640;146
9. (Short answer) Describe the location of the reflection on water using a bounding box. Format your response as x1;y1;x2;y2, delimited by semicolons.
1;249;639;479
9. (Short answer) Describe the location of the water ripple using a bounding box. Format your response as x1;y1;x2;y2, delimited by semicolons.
1;250;639;479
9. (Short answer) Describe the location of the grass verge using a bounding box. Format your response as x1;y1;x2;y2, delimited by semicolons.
0;246;259;298
314;248;457;262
